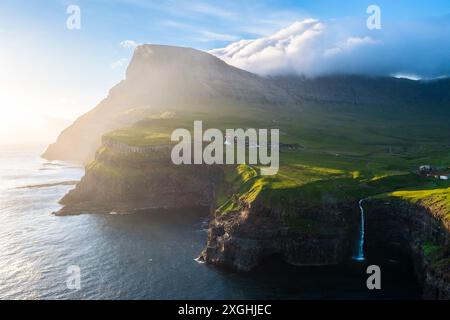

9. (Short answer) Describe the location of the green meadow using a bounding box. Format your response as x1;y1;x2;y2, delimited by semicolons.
102;105;450;218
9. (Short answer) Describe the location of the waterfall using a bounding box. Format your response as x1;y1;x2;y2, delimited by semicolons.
353;199;365;261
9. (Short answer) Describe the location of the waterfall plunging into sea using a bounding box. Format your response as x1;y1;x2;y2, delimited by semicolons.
353;199;365;261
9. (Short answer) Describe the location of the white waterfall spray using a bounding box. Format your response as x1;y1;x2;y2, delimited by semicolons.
353;199;365;261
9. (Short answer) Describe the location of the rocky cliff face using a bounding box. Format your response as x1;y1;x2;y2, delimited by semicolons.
199;194;449;299
56;143;221;215
364;200;450;299
199;198;358;271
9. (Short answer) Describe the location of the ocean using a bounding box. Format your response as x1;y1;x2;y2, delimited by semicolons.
0;148;421;299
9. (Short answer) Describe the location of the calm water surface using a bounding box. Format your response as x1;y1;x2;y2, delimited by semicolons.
0;149;421;299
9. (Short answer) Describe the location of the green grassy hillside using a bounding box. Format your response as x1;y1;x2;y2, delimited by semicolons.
102;104;450;217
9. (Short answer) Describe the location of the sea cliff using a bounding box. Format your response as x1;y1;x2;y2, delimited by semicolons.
56;138;221;215
364;200;450;299
199;196;449;298
198;198;357;271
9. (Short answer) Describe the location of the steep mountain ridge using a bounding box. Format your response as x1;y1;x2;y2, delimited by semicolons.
273;75;450;110
43;44;294;163
43;44;450;163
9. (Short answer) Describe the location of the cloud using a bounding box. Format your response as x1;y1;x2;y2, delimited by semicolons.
392;73;422;81
161;19;238;42
324;36;380;57
198;31;239;42
210;18;450;78
189;3;236;19
110;58;129;69
120;40;140;49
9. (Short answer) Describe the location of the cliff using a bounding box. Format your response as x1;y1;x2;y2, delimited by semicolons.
198;198;358;271
364;200;450;299
55;140;221;215
198;195;449;298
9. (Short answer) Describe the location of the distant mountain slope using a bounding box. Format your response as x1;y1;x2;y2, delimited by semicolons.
43;44;450;163
273;75;450;110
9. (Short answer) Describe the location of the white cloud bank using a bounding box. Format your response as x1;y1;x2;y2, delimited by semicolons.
210;18;450;78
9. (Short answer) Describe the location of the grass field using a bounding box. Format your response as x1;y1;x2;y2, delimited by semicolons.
102;106;450;216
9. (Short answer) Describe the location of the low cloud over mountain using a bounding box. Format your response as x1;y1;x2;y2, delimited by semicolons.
210;17;450;79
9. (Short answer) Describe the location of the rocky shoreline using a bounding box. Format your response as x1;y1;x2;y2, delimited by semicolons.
196;195;450;299
198;198;358;271
364;200;449;299
58;172;450;299
55;144;220;216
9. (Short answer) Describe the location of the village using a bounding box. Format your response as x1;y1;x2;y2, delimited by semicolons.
419;165;450;180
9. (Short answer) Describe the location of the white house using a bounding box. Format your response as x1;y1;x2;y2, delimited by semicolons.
419;165;433;174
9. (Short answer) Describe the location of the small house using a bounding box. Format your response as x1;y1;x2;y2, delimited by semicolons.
419;165;433;174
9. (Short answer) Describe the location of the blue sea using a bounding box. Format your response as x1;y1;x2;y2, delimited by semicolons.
0;148;421;299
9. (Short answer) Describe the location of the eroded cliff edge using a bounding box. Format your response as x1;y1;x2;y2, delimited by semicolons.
198;198;357;271
56;137;222;215
198;194;449;299
364;200;449;299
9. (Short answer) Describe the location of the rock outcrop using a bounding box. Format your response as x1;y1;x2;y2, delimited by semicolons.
55;142;221;215
364;200;450;299
199;198;358;271
199;194;450;299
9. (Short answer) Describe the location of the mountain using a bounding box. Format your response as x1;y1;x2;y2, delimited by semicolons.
42;45;293;163
272;75;450;110
43;44;450;164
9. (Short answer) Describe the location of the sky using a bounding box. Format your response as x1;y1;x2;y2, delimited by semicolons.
0;0;449;148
